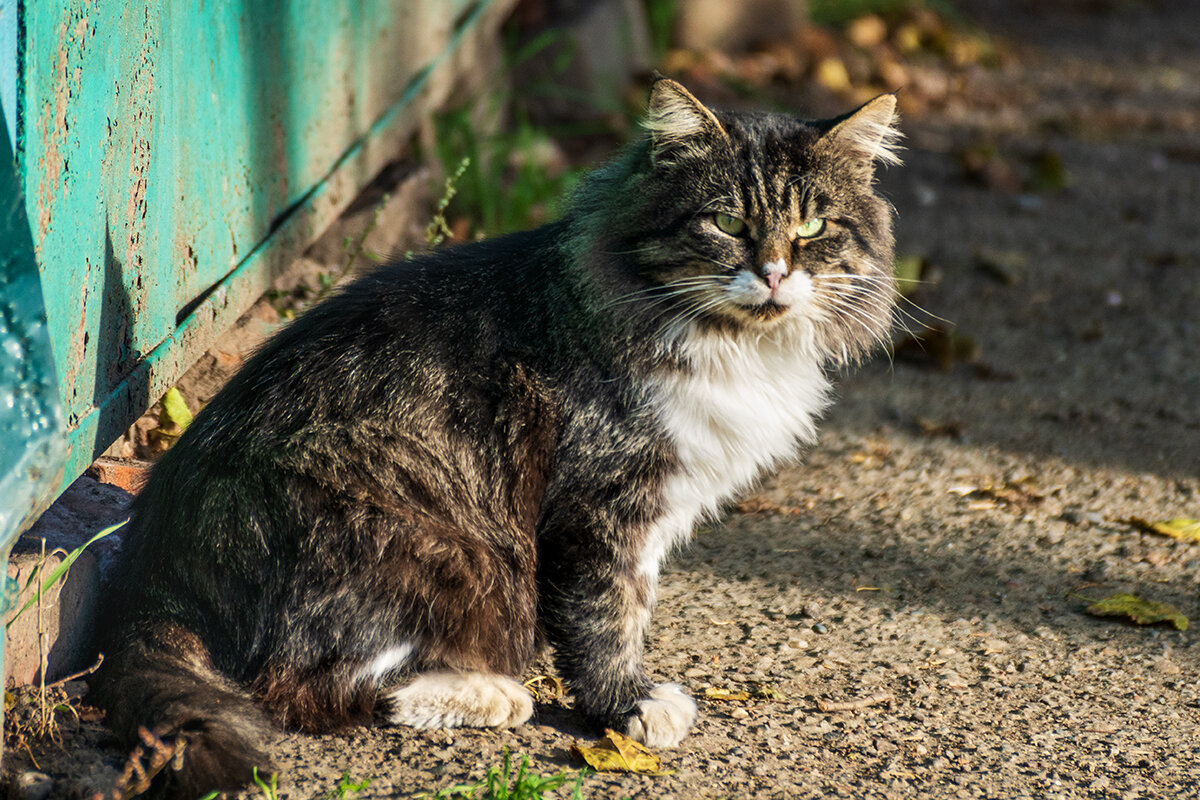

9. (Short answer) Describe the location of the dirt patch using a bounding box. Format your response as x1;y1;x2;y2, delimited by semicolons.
7;3;1200;798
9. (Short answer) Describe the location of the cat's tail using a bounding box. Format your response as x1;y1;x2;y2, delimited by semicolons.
88;624;275;798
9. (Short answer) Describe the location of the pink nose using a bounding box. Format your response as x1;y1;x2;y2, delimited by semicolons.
762;259;787;293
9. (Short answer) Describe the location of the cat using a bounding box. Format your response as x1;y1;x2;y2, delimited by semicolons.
89;78;900;796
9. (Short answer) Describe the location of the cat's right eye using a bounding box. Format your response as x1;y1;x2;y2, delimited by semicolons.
713;213;747;237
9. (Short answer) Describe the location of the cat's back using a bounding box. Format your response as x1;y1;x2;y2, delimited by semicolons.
183;223;576;446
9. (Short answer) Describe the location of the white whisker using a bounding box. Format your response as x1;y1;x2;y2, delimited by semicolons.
601;278;726;311
813;273;952;327
656;294;729;342
816;293;893;357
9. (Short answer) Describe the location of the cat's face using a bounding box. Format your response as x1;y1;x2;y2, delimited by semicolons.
614;80;900;364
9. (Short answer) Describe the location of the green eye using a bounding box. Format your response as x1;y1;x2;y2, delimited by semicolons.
713;212;747;236
796;217;826;239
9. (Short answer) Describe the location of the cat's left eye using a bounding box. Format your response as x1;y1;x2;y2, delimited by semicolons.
796;217;826;239
713;212;747;237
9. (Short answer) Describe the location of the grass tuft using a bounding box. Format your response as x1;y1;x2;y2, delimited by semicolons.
253;766;281;800
431;109;585;240
417;749;586;800
330;770;372;799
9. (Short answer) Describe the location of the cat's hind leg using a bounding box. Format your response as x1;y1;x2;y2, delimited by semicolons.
366;515;539;731
382;671;533;729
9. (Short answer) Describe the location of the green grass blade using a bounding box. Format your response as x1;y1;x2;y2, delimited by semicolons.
6;519;127;629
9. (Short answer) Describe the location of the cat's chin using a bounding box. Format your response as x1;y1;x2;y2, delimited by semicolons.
690;302;793;335
738;301;791;322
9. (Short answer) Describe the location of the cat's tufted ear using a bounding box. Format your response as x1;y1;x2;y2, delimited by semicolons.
820;93;902;170
644;78;729;163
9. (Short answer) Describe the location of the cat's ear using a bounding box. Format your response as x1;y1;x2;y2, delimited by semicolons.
820;93;902;170
644;77;729;163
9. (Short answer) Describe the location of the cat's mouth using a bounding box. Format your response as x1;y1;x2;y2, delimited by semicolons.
742;300;790;321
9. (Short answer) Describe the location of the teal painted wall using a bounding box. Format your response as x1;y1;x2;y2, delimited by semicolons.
0;0;506;542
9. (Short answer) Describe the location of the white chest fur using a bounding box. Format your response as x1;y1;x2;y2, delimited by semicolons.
639;324;831;579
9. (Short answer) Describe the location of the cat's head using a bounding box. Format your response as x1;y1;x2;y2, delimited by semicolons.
595;78;901;364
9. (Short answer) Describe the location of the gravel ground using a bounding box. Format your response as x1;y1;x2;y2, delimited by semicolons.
6;2;1200;798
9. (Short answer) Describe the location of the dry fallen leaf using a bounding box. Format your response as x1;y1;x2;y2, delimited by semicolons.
893;325;981;371
951;479;1045;510
1125;517;1200;544
748;682;785;701
917;417;965;438
571;729;664;774
976;248;1028;286
1151;518;1200;542
735;495;811;515
705;682;784;703
1085;593;1188;631
849;451;884;468
522;675;565;701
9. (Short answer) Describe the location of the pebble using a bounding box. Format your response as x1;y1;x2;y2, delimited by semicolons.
13;772;53;800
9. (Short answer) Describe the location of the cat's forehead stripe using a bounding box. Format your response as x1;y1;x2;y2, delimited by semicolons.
738;137;805;223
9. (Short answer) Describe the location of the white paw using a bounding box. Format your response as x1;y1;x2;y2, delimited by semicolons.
384;672;534;729
624;683;697;748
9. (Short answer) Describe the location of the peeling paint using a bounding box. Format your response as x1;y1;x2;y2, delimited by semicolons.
34;11;91;246
63;255;91;393
35;23;69;244
120;3;156;334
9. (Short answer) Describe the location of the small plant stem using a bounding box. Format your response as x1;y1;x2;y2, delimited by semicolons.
48;652;104;688
37;538;48;734
426;157;470;248
342;193;391;282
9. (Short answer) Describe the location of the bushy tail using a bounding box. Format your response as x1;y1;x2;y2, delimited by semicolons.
89;627;275;799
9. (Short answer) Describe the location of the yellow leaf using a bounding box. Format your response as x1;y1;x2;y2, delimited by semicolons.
1085;593;1188;631
157;387;194;435
570;729;663;774
1125;517;1200;543
1151;518;1200;543
704;688;751;702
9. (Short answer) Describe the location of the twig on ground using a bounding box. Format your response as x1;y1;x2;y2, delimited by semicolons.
112;726;187;800
816;692;894;712
48;652;105;689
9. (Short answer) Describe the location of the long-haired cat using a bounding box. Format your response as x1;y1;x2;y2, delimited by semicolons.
90;78;900;796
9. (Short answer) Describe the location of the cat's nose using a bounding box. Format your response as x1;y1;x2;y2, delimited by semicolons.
761;259;788;293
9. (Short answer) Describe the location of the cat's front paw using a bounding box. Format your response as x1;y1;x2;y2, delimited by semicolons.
624;683;697;748
384;672;534;730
